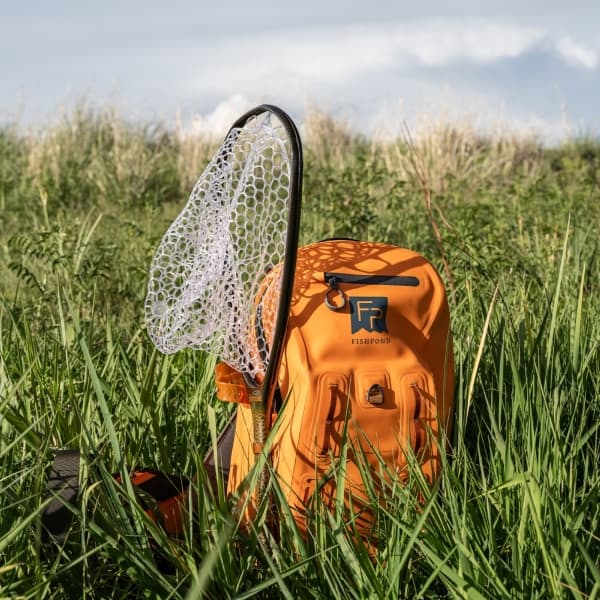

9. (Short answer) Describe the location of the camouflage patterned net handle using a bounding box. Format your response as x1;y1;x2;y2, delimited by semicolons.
145;110;293;379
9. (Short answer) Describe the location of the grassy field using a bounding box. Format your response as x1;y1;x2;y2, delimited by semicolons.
0;106;599;598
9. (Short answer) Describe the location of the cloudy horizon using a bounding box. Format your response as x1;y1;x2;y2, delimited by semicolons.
1;1;598;141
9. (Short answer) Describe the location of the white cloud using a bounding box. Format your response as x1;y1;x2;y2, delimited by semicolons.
179;18;599;141
189;20;549;96
555;36;598;70
186;18;600;109
187;94;257;138
388;21;545;66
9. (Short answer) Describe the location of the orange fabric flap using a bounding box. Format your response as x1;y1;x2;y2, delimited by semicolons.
215;362;251;405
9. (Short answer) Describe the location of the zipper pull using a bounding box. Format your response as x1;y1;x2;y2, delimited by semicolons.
324;276;346;311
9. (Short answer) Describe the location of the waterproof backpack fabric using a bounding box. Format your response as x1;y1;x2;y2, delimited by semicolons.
217;239;454;535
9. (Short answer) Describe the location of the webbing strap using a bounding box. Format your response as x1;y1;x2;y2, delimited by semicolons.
42;452;191;541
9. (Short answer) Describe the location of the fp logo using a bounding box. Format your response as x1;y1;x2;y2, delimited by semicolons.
349;297;388;334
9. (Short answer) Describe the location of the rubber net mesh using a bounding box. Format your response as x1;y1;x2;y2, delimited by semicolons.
145;112;291;379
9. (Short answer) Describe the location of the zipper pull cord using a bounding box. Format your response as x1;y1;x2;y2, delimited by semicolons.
324;276;346;311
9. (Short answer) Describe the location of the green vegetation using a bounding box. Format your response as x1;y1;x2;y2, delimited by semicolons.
1;106;599;598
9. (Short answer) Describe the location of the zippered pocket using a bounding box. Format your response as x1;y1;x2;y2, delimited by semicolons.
324;272;419;310
325;272;420;286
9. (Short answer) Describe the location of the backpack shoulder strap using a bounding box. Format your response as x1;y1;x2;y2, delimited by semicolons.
42;449;81;542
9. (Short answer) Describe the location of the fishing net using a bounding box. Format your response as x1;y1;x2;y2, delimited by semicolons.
145;109;298;380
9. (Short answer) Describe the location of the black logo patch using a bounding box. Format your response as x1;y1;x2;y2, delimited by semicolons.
349;296;388;334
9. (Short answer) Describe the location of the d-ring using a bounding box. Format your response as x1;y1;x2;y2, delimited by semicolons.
325;287;346;311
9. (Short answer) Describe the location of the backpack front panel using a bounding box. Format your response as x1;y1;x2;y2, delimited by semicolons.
273;241;454;533
226;240;454;535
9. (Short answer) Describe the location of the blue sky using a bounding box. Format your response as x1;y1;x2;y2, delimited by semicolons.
1;1;598;140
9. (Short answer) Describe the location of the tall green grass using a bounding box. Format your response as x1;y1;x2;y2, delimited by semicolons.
0;107;599;598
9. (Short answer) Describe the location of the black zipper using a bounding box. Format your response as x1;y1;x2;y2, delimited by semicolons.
324;272;419;287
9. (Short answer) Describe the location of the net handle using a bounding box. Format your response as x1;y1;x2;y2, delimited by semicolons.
226;105;303;427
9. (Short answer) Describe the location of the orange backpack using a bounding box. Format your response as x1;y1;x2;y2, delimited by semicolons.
216;239;454;535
